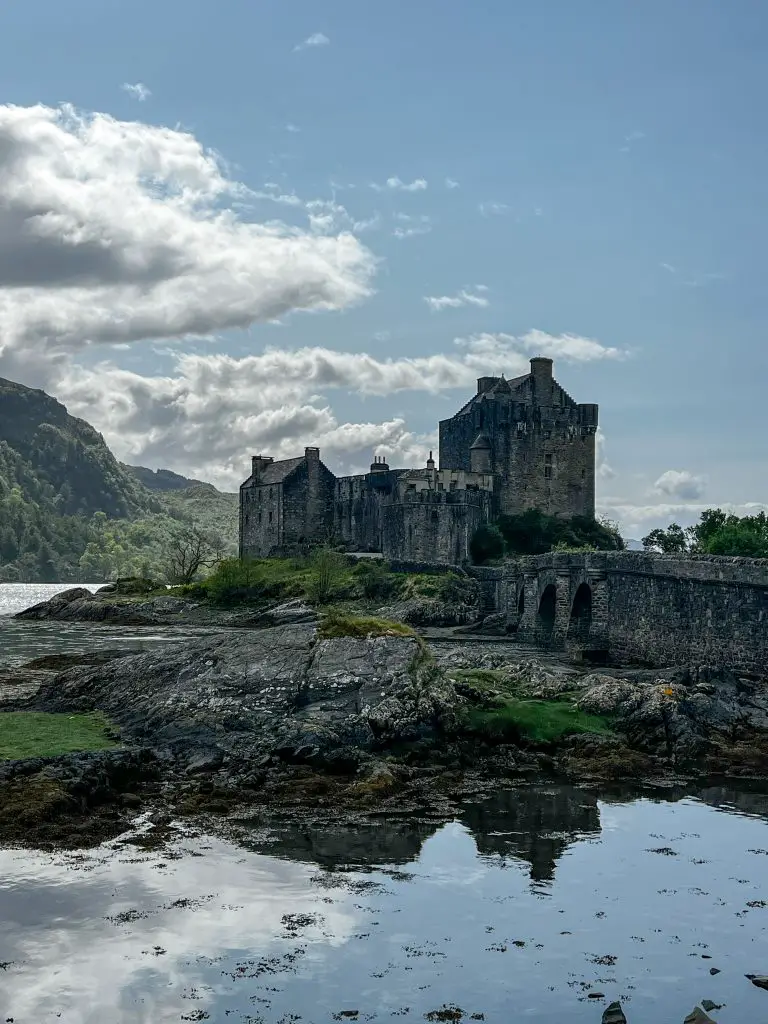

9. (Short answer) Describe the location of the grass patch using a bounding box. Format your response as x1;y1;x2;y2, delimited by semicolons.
465;699;612;745
0;712;118;761
317;612;417;640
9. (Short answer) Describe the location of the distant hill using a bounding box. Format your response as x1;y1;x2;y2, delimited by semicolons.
124;464;215;492
0;377;154;518
0;377;237;582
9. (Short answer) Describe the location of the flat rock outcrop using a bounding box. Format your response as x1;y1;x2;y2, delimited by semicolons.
36;624;461;777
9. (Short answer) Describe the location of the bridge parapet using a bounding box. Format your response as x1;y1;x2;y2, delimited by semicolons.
469;551;768;672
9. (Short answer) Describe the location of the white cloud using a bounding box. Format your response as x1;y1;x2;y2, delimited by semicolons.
44;329;626;488
392;213;432;239
445;178;460;189
371;177;428;193
424;288;490;312
285;123;301;133
293;32;330;51
620;130;645;152
121;82;151;102
653;469;707;501
478;201;509;217
596;427;615;479
660;262;676;274
0;102;375;366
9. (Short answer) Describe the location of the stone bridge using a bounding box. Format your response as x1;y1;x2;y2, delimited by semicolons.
469;551;768;674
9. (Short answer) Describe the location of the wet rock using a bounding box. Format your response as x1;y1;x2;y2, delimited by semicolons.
34;625;464;780
709;967;721;975
601;1003;627;1024
747;974;768;989
15;588;95;620
576;667;768;762
249;600;318;627
684;1008;716;1023
700;1002;721;1013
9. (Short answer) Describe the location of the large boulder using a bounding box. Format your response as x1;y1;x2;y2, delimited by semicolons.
35;624;462;775
576;667;768;761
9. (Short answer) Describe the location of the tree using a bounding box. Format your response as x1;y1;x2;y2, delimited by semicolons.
469;523;505;564
164;527;224;584
642;523;692;553
306;546;348;605
642;510;768;558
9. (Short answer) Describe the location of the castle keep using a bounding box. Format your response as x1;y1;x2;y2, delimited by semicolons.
239;357;598;563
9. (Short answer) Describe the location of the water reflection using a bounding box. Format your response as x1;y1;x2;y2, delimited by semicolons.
2;783;768;1022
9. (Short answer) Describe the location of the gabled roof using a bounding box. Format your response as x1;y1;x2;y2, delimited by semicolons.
254;456;305;485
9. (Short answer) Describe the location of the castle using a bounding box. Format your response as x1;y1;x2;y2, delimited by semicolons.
239;357;598;564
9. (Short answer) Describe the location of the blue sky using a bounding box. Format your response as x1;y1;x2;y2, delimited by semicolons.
0;0;766;536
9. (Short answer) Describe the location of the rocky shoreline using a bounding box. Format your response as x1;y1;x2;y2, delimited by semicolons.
2;588;768;850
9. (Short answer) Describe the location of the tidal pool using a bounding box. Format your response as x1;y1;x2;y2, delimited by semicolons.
2;783;768;1023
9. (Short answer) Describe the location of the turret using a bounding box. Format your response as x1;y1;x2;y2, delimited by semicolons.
470;433;492;474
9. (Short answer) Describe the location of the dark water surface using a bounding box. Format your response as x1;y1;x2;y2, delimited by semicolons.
2;784;768;1023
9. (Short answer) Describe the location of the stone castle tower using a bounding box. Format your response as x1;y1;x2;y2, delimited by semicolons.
240;357;598;562
438;357;598;518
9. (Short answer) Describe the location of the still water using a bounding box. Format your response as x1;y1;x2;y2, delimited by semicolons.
2;589;768;1022
2;786;768;1023
0;583;225;667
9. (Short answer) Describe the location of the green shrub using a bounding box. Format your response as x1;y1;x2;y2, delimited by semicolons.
202;557;302;606
469;523;505;564
497;510;624;555
353;559;397;600
465;699;611;745
317;612;416;640
306;547;349;605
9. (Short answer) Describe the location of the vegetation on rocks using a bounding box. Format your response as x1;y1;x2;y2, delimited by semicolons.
464;700;612;745
470;509;624;563
317;612;416;640
0;711;118;761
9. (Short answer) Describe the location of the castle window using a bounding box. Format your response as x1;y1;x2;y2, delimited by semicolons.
269;511;273;523
431;510;439;523
544;466;552;480
544;431;551;440
582;469;586;479
258;512;262;524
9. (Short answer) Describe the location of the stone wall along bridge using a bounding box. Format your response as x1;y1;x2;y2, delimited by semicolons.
469;551;768;674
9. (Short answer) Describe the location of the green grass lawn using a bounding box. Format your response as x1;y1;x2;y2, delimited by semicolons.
317;612;416;640
0;712;118;761
465;699;612;745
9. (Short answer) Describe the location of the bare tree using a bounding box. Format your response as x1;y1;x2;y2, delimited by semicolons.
165;527;225;585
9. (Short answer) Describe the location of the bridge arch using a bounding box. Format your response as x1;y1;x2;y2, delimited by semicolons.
567;581;593;642
536;583;557;640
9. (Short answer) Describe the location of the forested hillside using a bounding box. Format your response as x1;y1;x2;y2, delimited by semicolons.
0;377;238;582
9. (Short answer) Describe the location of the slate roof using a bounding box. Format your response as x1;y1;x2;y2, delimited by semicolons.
254;456;305;485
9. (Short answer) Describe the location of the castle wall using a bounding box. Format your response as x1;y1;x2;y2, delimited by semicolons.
333;471;404;551
474;552;768;674
240;481;283;557
382;491;491;563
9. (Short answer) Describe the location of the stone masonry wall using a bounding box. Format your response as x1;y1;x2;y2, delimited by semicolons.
382;491;490;563
476;552;768;674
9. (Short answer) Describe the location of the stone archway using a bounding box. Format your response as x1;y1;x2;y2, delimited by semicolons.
567;582;592;642
536;584;557;641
